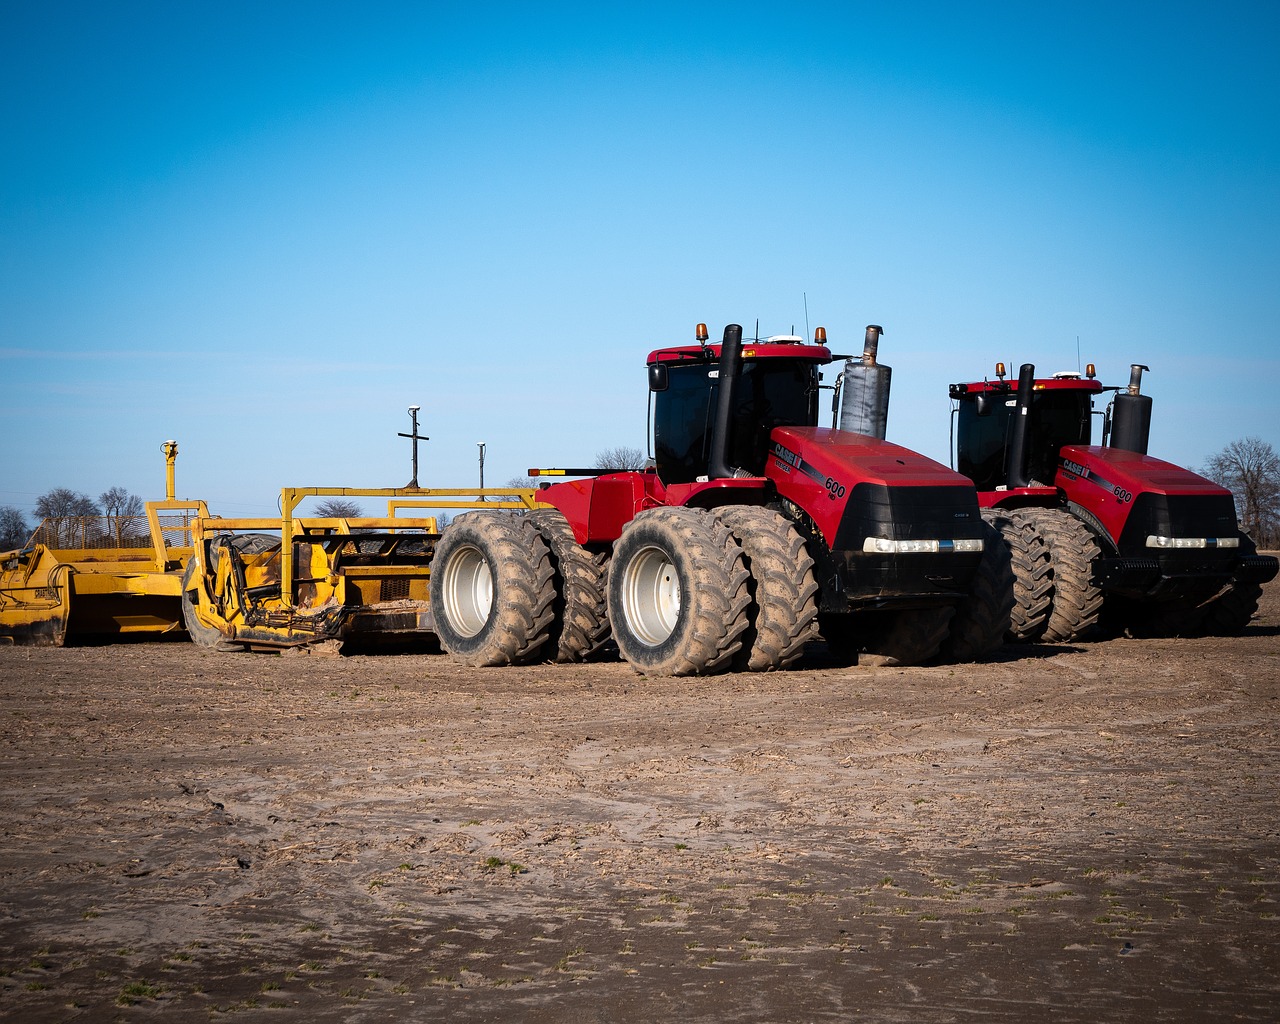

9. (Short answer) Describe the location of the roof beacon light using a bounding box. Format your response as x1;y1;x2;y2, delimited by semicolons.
813;326;827;345
995;362;1007;379
1086;363;1096;379
696;322;709;347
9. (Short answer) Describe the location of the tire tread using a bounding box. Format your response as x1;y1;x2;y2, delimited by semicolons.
717;506;820;671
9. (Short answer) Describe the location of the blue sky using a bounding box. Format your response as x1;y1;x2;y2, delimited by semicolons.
2;2;1278;519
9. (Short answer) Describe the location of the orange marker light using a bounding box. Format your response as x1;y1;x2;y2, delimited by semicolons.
695;323;709;343
995;362;1007;379
1086;363;1096;379
814;326;827;344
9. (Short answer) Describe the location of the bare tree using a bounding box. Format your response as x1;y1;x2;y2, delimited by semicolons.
314;499;365;518
35;488;99;519
99;486;145;545
593;446;647;471
34;488;101;547
1204;437;1280;547
0;505;30;550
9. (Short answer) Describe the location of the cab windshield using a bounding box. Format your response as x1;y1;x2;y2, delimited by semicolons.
653;358;819;484
956;388;1093;491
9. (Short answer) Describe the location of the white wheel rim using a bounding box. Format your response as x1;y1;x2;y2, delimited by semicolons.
441;544;493;638
622;544;681;645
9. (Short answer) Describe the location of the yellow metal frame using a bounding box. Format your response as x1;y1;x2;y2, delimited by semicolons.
194;486;550;611
145;498;209;571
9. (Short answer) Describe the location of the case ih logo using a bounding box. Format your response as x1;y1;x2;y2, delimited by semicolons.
772;442;801;468
773;442;844;497
1059;457;1132;504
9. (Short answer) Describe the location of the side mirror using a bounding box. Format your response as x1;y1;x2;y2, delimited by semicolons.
648;364;669;392
975;392;993;417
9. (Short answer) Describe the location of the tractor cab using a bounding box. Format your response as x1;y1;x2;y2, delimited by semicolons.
950;366;1101;492
647;325;830;485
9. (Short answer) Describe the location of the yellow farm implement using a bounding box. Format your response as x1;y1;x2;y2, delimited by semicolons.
2;442;548;652
0;443;203;645
180;486;545;652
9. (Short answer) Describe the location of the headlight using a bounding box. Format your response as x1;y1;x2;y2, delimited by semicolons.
1145;535;1239;549
863;537;984;554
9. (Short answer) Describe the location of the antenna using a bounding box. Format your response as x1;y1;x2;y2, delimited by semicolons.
1076;335;1081;375
398;405;429;488
804;292;810;342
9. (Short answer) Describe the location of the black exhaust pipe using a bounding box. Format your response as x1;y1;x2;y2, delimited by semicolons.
707;324;743;479
1006;363;1036;488
1109;363;1152;455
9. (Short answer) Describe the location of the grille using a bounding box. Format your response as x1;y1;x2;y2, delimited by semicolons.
28;513;199;551
32;516;151;549
381;578;411;601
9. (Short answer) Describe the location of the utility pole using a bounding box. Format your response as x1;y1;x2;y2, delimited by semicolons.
477;441;486;489
398;406;428;488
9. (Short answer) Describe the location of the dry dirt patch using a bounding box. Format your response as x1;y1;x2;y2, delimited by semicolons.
1;586;1278;1021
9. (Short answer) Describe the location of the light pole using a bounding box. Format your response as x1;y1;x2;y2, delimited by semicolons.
398;406;428;488
477;442;486;490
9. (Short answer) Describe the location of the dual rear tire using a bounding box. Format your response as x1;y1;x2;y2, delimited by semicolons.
429;512;556;667
607;508;751;676
936;516;1016;662
987;507;1106;644
715;507;820;672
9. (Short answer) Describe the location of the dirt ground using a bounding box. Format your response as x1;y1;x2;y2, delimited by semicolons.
1;585;1278;1023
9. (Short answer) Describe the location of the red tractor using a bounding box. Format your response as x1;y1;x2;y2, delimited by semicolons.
948;361;1277;641
428;323;1012;675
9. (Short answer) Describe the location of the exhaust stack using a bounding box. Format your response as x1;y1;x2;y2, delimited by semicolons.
838;324;892;440
707;324;744;479
1006;363;1036;488
1109;363;1153;455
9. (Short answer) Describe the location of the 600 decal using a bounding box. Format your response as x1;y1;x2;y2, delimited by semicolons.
824;477;846;499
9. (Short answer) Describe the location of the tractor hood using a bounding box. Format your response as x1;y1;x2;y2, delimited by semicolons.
767;427;982;550
1056;445;1237;551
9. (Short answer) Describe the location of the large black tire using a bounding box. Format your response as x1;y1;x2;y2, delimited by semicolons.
818;612;862;666
862;606;956;666
180;554;235;651
986;508;1053;642
1032;509;1104;643
528;509;610;663
716;506;819;671
938;517;1015;662
1098;593;1205;639
608;507;750;676
1196;534;1264;636
1197;581;1263;635
430;512;556;667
